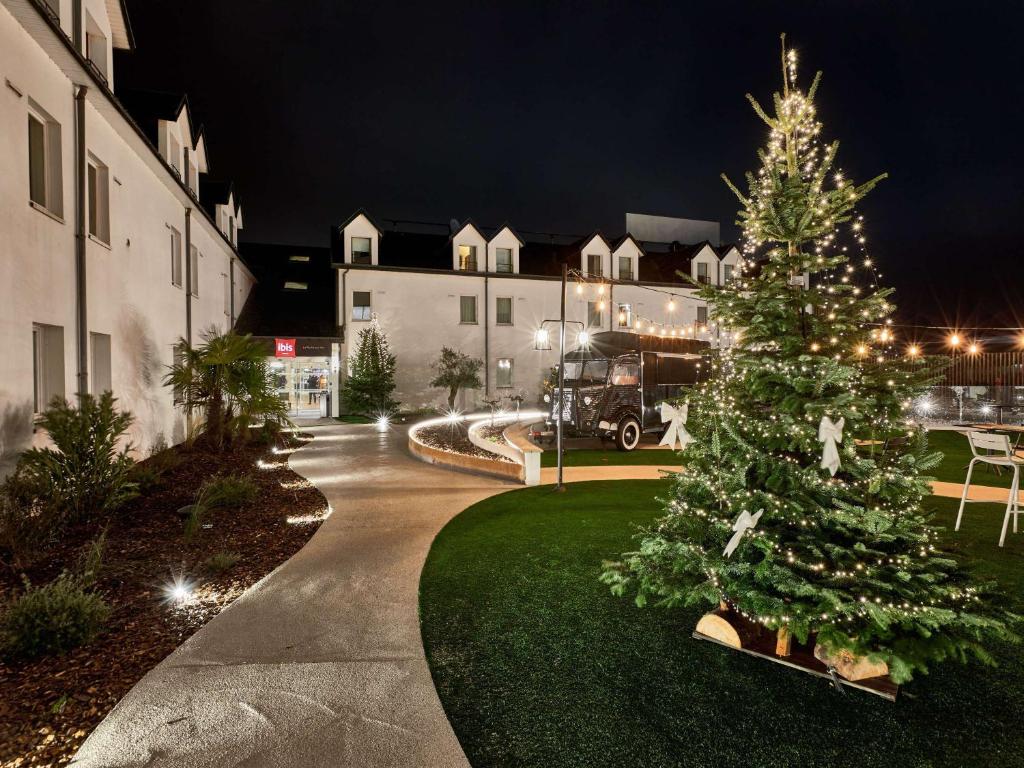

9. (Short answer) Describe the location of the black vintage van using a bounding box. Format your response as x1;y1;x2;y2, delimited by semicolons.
544;331;710;451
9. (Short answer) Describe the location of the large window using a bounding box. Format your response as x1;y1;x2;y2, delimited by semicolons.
496;296;513;325
169;227;183;287
458;245;478;271
697;262;710;284
189;246;200;296
611;362;639;386
496;358;513;388
495;247;512;273
587;254;602;277
617;303;632;328
90;332;111;394
352;291;372;321
87;156;110;244
27;106;63;218
352;237;372;264
587;301;602;328
32;323;65;413
723;264;734;284
618;255;634;281
460;295;478;324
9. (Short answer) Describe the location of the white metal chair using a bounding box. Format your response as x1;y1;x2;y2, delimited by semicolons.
956;431;1023;547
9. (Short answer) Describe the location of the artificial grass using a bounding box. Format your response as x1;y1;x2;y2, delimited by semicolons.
421;481;1024;768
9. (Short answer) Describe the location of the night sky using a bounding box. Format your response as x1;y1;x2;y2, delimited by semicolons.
115;1;1024;329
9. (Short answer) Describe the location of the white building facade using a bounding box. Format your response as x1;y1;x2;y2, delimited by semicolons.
333;211;741;411
0;0;254;468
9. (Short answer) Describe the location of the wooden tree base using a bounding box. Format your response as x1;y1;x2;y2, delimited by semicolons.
693;609;898;701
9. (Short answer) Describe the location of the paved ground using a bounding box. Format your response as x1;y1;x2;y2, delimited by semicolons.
74;421;515;768
73;423;1014;767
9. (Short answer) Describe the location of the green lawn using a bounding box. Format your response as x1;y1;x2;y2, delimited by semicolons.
421;481;1024;768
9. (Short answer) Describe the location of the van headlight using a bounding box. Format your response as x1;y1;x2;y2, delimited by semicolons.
583;396;592;406
543;393;550;403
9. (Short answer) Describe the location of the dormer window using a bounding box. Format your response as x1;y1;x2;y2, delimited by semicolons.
697;262;710;284
618;255;634;281
723;264;734;284
587;254;602;277
352;237;372;265
85;12;108;83
168;135;181;177
495;248;512;273
458;245;477;271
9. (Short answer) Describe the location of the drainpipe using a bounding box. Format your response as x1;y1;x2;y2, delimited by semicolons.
74;84;88;399
184;208;192;343
484;269;490;396
229;258;235;325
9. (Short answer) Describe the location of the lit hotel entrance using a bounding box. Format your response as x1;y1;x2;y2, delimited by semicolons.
259;337;341;419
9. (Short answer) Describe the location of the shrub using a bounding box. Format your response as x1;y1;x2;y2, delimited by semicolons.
181;474;257;540
18;392;137;523
0;575;110;660
202;551;241;575
342;322;399;415
0;470;57;569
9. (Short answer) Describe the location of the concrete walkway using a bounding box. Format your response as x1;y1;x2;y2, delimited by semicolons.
74;422;515;768
74;427;1014;767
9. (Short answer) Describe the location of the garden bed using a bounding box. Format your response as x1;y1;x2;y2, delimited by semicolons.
0;434;327;766
414;421;516;464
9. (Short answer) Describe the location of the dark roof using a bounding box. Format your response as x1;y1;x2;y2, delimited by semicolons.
116;88;193;146
331;216;727;286
198;179;236;218
235;243;339;338
338;207;384;233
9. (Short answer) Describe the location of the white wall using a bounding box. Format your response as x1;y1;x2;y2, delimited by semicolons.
338;268;713;411
0;3;254;469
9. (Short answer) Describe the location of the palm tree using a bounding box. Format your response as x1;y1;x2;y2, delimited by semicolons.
164;329;289;450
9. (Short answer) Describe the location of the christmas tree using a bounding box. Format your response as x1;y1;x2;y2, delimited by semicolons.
341;321;399;416
602;37;1016;683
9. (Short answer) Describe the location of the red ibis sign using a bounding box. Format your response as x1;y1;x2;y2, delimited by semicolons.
274;338;296;358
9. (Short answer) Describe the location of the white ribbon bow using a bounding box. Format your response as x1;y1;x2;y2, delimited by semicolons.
723;509;764;558
659;402;693;451
818;415;845;477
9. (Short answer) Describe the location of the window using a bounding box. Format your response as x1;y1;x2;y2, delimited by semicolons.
222;273;230;316
587;254;602;277
697;262;710;284
289;254;310;262
352;237;372;264
723;264;734;284
168;135;181;177
189;246;200;296
617;303;632;328
283;281;308;291
32;323;65;413
460;295;478;324
496;358;513;388
496;297;513;325
27;106;63;217
85;11;108;82
90;332;111;394
495;247;512;273
697;305;708;325
352;291;371;321
587;301;602;328
228;217;235;244
169;227;182;287
87;156;110;244
458;245;477;271
618;255;634;281
611;362;639;386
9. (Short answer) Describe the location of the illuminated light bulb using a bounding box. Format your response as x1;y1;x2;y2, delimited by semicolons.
534;328;549;347
648;324;654;333
907;344;920;358
618;311;626;324
949;333;960;348
375;414;390;431
576;283;583;295
810;342;820;352
660;328;666;336
634;320;642;329
668;299;676;312
855;344;868;357
968;343;979;355
598;300;606;310
597;284;605;295
578;331;590;345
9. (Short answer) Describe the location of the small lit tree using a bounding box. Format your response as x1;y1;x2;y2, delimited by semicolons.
342;321;399;416
430;347;482;410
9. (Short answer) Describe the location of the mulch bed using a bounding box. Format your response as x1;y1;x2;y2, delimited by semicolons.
416;421;515;463
0;434;328;766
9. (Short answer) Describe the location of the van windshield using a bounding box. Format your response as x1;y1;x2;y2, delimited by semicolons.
563;360;608;385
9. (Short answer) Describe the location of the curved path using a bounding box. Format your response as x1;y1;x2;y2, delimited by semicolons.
74;424;1010;767
75;422;514;767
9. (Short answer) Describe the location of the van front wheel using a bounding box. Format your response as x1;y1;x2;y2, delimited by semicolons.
615;417;641;452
